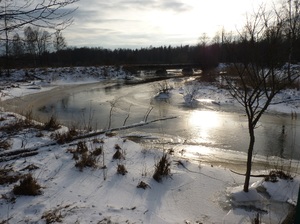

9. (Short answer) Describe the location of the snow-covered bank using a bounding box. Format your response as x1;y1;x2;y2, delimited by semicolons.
0;66;299;223
0;111;298;223
0;66;130;101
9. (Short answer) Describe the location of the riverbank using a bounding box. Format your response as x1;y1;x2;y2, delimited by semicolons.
0;66;299;223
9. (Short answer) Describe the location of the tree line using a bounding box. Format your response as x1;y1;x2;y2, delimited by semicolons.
1;1;300;74
1;28;300;72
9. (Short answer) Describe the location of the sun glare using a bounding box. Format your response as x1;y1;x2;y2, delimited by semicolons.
188;110;221;142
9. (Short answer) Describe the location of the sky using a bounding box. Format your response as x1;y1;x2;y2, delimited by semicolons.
65;0;271;49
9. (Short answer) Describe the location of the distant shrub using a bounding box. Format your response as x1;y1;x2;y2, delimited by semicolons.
13;174;41;196
154;80;173;94
182;67;193;76
153;154;171;182
155;68;167;76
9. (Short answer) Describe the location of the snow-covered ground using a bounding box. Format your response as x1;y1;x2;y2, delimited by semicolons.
0;66;299;223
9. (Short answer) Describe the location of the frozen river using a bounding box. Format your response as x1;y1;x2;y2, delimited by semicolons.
4;78;300;170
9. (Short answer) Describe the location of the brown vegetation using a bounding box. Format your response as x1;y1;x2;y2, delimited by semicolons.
153;154;171;182
13;174;41;196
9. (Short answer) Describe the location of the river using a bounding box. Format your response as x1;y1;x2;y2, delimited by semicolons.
3;77;300;171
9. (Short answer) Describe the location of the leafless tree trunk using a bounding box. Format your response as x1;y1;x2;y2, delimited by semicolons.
224;5;300;192
282;0;300;81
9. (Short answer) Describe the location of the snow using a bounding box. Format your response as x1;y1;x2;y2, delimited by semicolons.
0;66;299;223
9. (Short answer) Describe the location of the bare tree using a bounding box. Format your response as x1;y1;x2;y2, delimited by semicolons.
0;0;78;32
223;5;300;192
53;29;67;52
24;26;38;55
37;30;51;56
0;0;77;71
11;33;24;57
281;0;300;81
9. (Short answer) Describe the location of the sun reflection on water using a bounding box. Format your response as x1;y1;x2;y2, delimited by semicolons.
185;110;222;157
189;110;221;137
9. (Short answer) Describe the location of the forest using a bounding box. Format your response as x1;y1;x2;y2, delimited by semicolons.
1;0;300;73
2;30;300;73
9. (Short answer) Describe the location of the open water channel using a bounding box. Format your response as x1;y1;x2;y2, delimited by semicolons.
4;77;300;171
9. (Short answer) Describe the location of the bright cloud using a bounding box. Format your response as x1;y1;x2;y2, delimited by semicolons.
65;0;271;49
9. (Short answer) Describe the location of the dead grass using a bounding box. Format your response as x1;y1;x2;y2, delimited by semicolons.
41;204;72;224
43;115;60;131
13;173;41;196
41;208;63;224
0;118;37;134
112;144;125;160
113;149;124;160
53;126;78;144
0;139;11;150
153;153;171;182
105;132;117;137
0;218;12;224
264;170;293;182
117;164;127;175
137;181;150;189
68;141;100;171
0;167;23;185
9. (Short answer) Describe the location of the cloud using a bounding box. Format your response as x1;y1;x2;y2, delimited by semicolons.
64;0;207;48
119;0;192;13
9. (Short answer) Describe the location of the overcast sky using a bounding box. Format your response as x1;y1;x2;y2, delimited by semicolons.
65;0;269;49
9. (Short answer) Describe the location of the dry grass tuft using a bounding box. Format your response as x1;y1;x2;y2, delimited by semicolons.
112;149;124;160
0;139;11;150
53;127;78;144
137;181;150;189
41;205;73;224
0;167;23;185
68;141;100;171
264;170;293;182
43;115;60;131
153;154;171;182
13;174;41;196
117;164;127;175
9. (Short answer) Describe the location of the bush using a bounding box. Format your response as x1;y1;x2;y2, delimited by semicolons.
13;174;41;196
153;154;171;182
